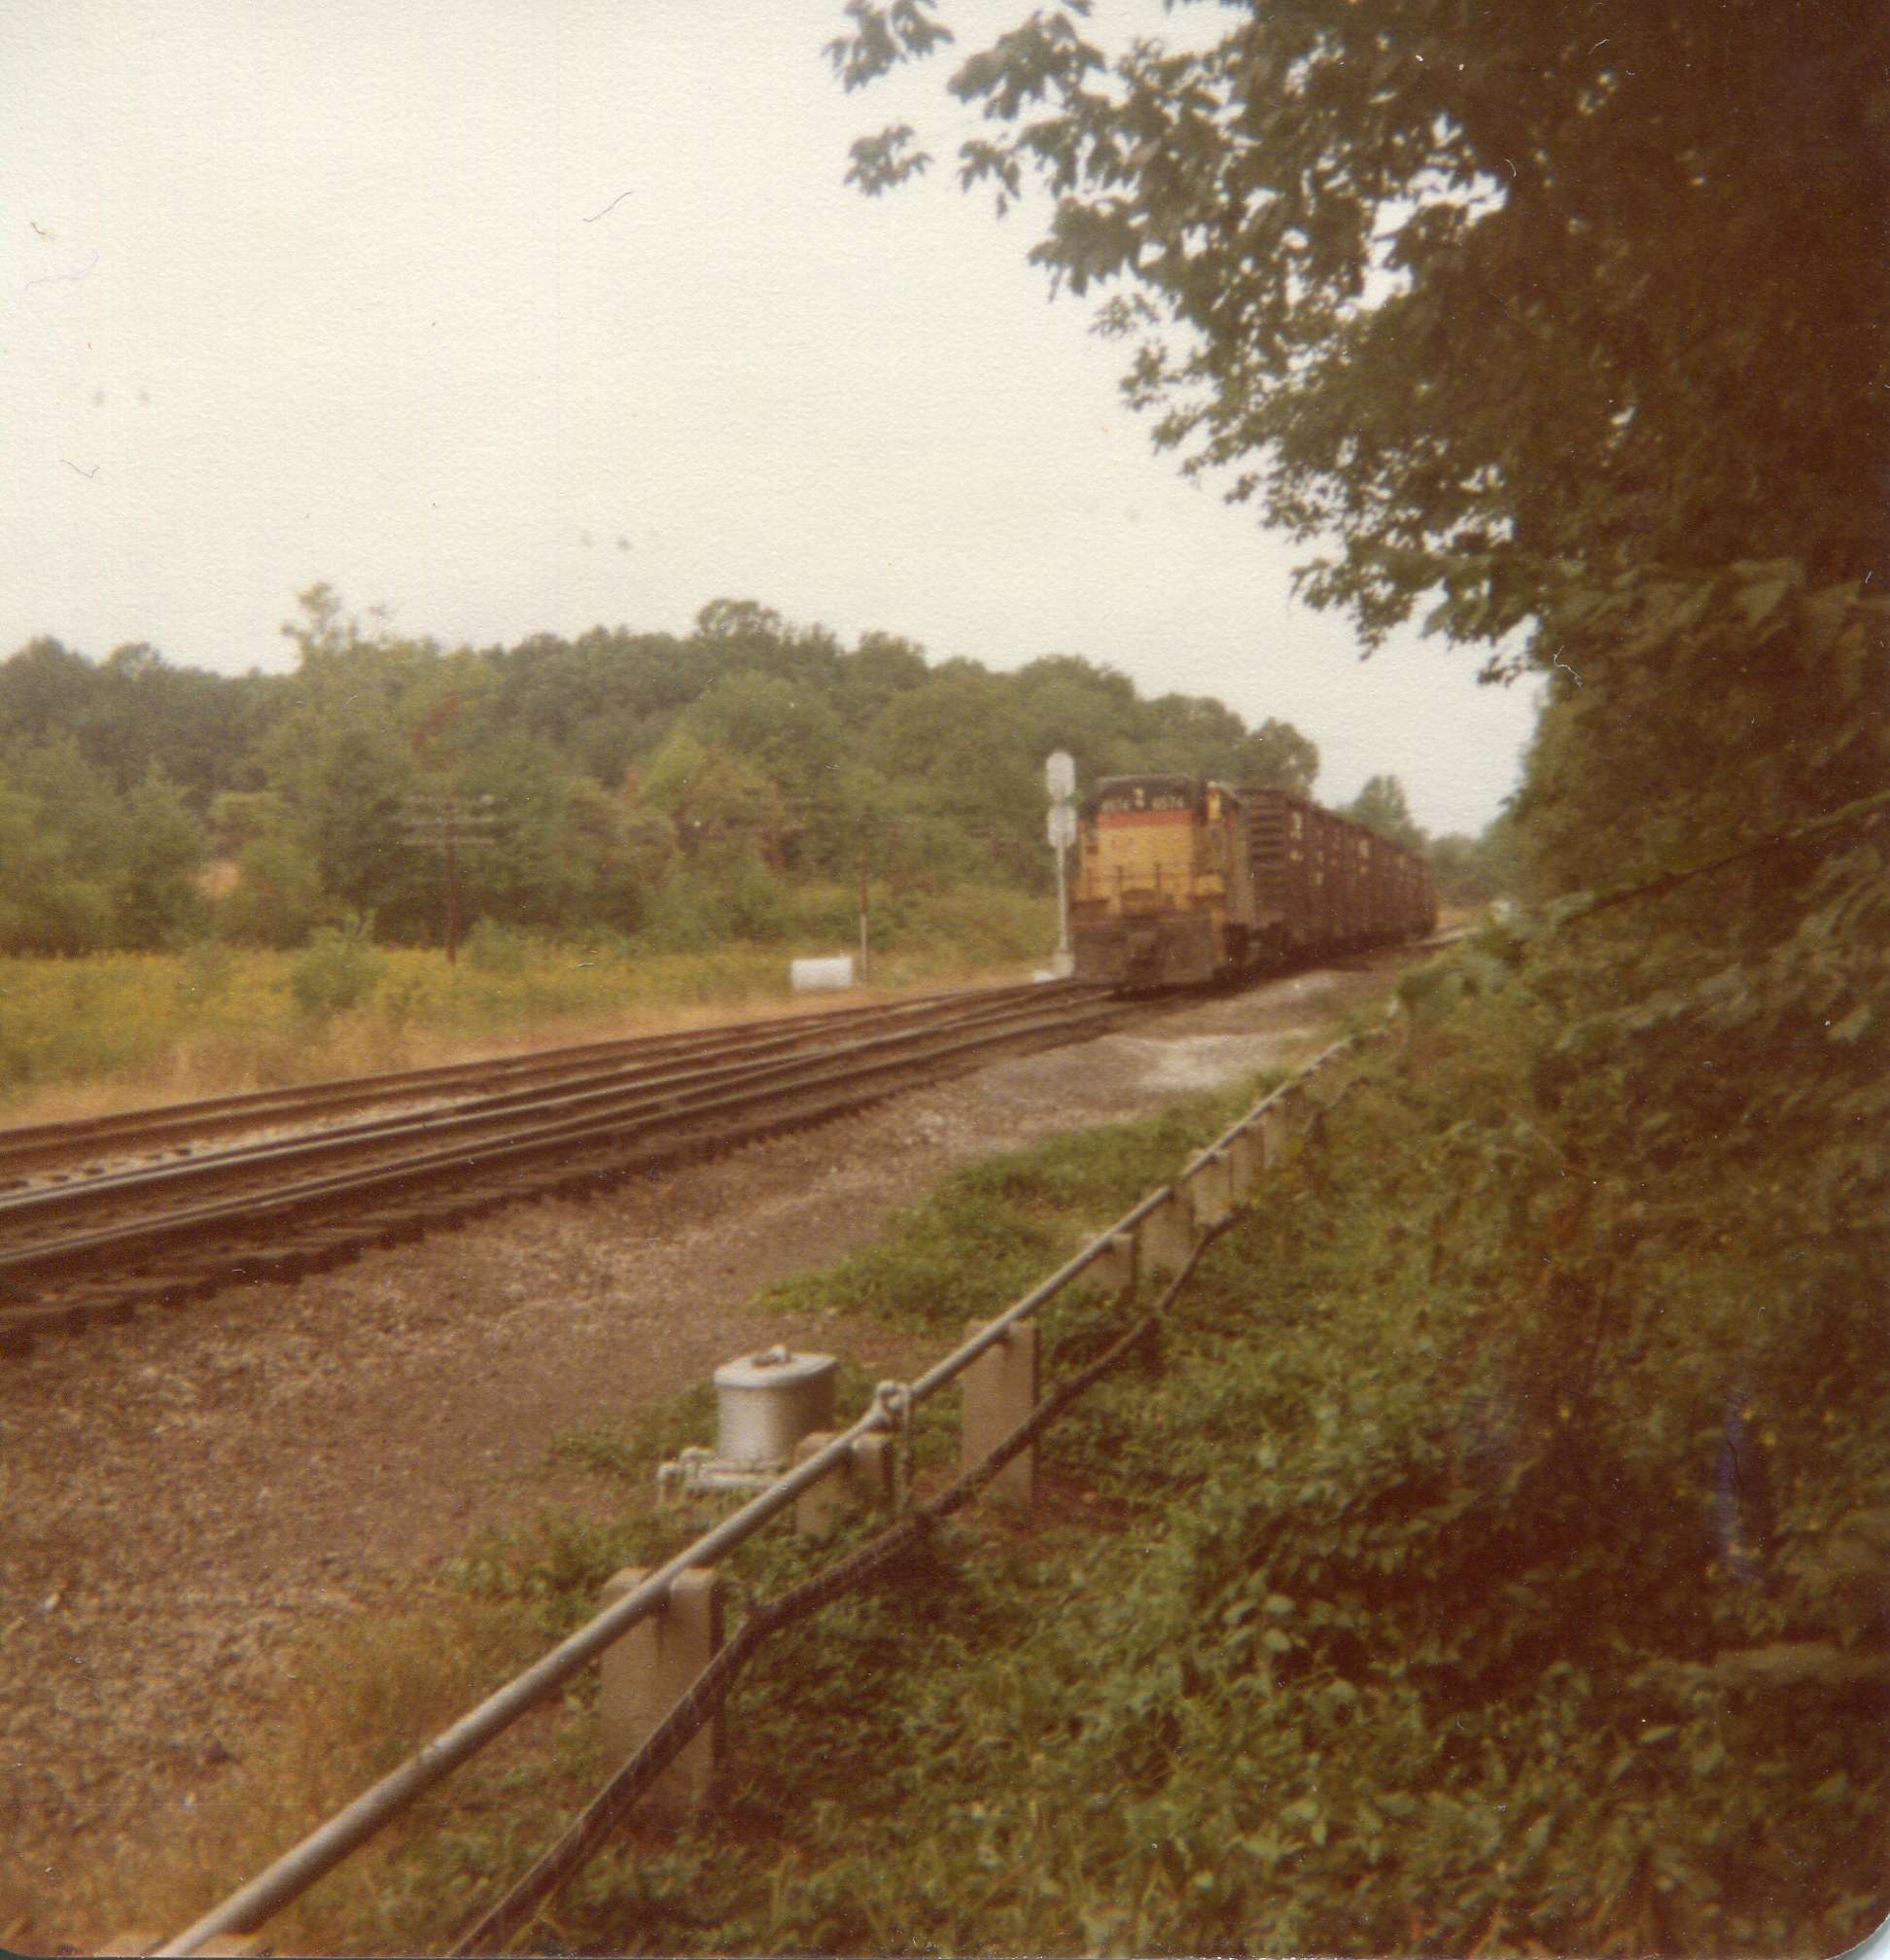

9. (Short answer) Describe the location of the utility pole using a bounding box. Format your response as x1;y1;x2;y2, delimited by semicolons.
402;791;498;962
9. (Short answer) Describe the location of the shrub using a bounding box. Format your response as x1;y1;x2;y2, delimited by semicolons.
288;920;386;1017
635;870;727;955
461;919;540;975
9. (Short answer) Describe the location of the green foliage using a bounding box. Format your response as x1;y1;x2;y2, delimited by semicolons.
1426;818;1518;909
0;743;211;955
763;1084;1262;1335
459;919;540;975
1516;570;1889;909
287;919;387;1018
1340;773;1424;852
219;825;332;948
532;962;1882;1955
833;1;1881;648
113;774;210;950
4;586;1329;951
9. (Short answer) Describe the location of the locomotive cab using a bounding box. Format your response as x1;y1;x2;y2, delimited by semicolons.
1070;775;1253;988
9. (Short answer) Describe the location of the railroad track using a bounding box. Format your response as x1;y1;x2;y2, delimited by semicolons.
0;983;1014;1185
0;979;1124;1352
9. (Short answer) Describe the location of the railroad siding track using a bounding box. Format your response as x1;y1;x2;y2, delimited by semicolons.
0;982;1026;1185
0;982;1123;1353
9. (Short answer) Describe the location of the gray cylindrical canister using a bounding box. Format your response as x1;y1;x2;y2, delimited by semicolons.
712;1347;838;1468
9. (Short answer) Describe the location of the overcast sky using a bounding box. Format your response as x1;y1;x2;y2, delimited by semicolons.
5;1;1541;837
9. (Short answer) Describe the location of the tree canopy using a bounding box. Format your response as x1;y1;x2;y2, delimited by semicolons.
0;593;1332;954
1340;773;1421;853
832;0;1885;654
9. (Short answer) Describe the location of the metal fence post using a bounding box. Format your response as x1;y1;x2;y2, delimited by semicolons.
598;1566;723;1814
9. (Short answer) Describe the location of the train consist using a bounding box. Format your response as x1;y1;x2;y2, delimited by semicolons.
1069;775;1436;989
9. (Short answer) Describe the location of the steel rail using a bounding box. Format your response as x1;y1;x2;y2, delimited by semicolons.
0;991;1127;1305
0;981;1075;1178
156;1020;1385;1955
0;985;1103;1239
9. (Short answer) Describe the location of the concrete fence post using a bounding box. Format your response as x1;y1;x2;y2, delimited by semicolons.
1138;1191;1193;1278
850;1430;896;1507
598;1564;724;1814
792;1431;847;1538
960;1317;1037;1513
1226;1129;1262;1197
1086;1228;1138;1296
792;1429;897;1538
1187;1151;1234;1228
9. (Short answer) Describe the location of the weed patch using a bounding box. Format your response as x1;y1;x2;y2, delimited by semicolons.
0;886;1049;1121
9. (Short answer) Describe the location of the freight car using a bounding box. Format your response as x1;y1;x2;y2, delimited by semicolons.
1068;775;1435;990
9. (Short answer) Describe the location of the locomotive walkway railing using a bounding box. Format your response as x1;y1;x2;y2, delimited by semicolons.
152;1013;1400;1958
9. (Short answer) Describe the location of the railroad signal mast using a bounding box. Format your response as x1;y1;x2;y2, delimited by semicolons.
1044;751;1076;975
402;791;499;962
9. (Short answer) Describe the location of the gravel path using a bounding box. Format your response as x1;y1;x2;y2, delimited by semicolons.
0;965;1388;1949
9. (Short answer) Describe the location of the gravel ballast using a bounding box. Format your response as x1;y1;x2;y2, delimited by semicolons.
1;964;1393;1947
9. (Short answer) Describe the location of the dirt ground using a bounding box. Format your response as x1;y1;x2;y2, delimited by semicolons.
0;962;1397;1948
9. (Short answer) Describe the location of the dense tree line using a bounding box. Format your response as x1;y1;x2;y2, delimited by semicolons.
825;0;1888;1944
0;590;1324;955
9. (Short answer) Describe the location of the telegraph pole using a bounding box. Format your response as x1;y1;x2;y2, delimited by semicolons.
401;791;498;962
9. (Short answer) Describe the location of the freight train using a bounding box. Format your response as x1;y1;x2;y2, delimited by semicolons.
1069;775;1436;990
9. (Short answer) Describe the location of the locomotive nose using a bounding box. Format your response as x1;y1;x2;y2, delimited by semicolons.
1125;929;1163;987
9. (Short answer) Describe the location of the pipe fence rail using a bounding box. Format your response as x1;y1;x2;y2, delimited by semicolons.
154;1013;1400;1958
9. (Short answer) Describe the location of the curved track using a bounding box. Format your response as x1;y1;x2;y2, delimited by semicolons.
0;980;1123;1351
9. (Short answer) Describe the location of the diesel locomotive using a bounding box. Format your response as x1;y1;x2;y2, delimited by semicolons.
1069;775;1436;990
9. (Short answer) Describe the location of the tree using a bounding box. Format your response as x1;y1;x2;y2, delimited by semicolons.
0;639;95;746
838;630;930;728
218;824;330;948
1232;718;1317;798
0;772;114;955
831;0;1885;655
830;0;1890;971
111;773;209;949
640;727;785;864
1341;773;1422;852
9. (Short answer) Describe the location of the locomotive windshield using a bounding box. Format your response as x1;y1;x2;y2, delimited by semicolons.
1091;776;1202;816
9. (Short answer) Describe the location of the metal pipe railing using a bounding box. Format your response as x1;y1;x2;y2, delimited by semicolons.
158;1019;1386;1955
156;1403;892;1955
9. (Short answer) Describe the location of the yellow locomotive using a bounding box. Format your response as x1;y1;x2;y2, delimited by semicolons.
1069;775;1435;989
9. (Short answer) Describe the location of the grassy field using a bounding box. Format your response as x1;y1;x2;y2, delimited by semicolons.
0;883;1055;1123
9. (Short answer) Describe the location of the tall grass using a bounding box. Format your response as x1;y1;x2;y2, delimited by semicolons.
0;883;1054;1122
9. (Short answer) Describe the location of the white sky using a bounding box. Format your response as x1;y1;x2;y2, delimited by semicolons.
3;1;1541;838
